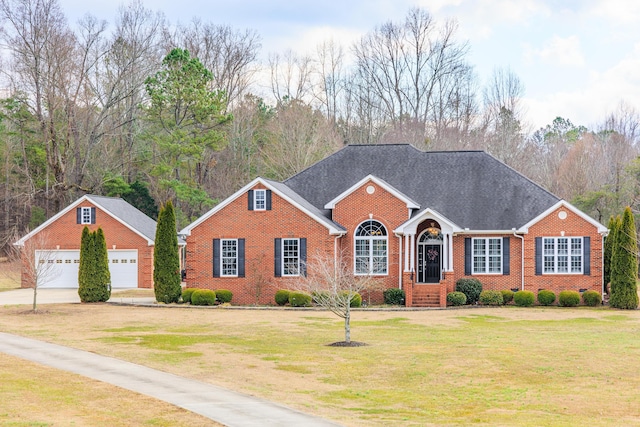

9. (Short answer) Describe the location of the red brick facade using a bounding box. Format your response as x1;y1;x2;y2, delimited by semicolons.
19;199;154;289
184;178;606;307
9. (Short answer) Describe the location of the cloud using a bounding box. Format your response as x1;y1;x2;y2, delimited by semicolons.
526;35;585;67
589;0;640;25
523;42;640;129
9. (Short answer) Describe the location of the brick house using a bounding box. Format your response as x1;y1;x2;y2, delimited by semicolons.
15;195;157;289
180;144;608;307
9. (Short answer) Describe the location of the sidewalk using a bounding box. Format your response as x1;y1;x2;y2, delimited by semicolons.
0;332;342;427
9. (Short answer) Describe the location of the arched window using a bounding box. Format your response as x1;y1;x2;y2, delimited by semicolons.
354;220;388;274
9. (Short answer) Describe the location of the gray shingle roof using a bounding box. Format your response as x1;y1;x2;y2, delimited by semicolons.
284;144;560;230
87;195;157;241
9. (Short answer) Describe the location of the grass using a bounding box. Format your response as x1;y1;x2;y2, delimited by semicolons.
1;305;640;426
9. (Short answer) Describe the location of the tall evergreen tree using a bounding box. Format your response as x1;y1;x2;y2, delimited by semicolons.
93;227;111;302
603;216;616;294
609;207;639;309
608;216;622;302
78;226;111;302
154;200;182;303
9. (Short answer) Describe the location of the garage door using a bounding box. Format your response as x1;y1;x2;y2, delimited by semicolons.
36;250;138;289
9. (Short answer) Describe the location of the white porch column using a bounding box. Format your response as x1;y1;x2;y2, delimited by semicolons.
447;233;453;272
409;233;415;272
404;234;409;271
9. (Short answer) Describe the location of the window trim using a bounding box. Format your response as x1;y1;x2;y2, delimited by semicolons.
220;238;238;277
281;238;300;277
354;220;388;276
80;207;92;224
542;236;583;274
472;237;502;274
254;189;266;211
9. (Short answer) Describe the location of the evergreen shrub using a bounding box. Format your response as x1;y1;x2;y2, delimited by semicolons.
479;290;503;305
275;289;290;306
501;289;514;305
582;290;601;307
558;290;581;307
191;289;216;306
537;290;556;306
339;291;362;307
447;291;467;306
215;289;233;303
289;292;312;307
181;288;196;304
455;278;483;304
513;290;535;307
383;288;406;305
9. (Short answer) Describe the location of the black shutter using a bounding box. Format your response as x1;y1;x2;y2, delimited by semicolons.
248;190;254;210
464;238;471;276
583;236;590;275
238;239;245;277
274;238;281;277
90;207;96;224
266;190;272;211
76;207;82;224
502;237;510;275
535;237;542;275
300;238;307;277
213;239;220;277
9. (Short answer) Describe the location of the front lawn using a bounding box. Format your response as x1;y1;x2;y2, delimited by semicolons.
1;305;639;426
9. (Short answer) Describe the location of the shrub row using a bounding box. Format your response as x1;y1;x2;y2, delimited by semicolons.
447;288;601;308
275;289;362;307
181;288;233;305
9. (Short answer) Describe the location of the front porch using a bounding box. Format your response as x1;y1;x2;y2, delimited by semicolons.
403;271;452;308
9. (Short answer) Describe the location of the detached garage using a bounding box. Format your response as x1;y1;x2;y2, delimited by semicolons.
15;195;157;289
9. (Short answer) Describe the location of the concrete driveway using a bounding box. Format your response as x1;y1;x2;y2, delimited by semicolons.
0;288;156;305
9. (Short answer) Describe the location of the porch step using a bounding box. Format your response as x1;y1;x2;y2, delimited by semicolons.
412;285;441;307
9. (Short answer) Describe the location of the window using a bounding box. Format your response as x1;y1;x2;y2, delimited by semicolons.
543;237;582;274
254;190;266;211
355;220;388;275
472;238;502;274
282;238;300;276
81;207;92;224
221;239;238;276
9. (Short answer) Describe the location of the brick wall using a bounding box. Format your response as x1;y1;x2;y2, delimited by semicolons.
21;200;154;288
185;184;335;305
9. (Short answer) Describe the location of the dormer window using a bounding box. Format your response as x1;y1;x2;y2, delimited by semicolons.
254;189;266;211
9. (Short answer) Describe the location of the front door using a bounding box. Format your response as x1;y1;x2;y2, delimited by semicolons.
417;244;441;283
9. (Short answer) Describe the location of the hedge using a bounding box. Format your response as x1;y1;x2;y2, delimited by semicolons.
501;289;514;305
447;291;467;306
383;288;406;305
558;290;581;307
275;289;290;306
582;290;601;307
537;290;556;306
479;290;503;305
191;289;216;306
215;289;233;304
455;278;482;304
289;292;312;307
514;290;535;307
181;288;196;304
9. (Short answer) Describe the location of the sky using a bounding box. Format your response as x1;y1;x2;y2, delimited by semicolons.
57;0;640;131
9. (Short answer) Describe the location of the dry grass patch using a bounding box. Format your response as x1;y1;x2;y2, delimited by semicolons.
0;353;219;426
1;305;640;426
0;260;20;291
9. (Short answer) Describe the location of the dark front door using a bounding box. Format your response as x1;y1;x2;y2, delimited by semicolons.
417;244;441;283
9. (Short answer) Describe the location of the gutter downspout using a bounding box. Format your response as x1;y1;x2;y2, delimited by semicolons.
396;233;403;289
513;229;525;291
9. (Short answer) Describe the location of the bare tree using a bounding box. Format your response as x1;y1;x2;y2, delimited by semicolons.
269;50;314;104
11;231;61;311
294;250;382;345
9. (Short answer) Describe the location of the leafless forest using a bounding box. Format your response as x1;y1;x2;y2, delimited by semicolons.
1;0;638;253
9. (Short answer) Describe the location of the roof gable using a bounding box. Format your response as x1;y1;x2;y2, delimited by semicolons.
518;200;608;234
14;195;157;246
285;144;561;230
324;175;420;210
179;178;345;236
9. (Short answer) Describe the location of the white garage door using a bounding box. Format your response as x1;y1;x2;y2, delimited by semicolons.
36;250;138;289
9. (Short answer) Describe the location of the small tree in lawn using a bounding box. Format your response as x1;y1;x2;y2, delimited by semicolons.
609;207;639;309
12;231;61;312
154;200;181;303
295;250;382;346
